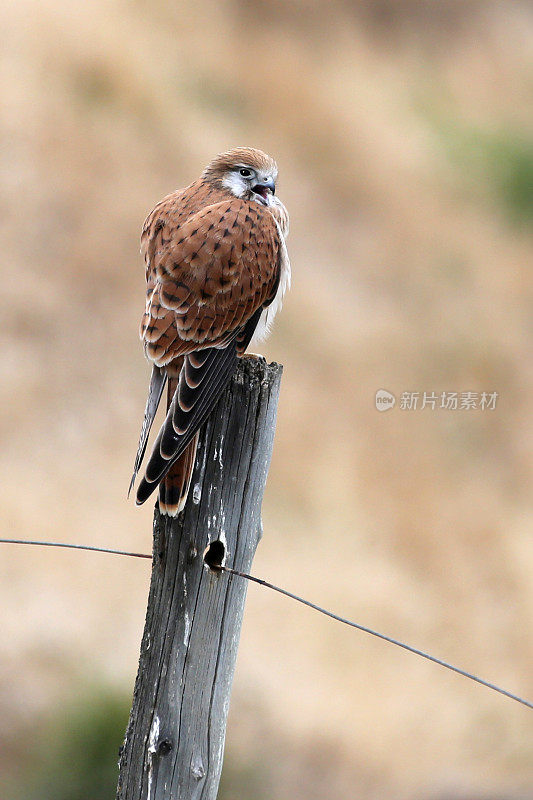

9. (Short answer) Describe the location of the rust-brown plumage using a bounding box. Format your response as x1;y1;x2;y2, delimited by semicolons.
131;147;290;514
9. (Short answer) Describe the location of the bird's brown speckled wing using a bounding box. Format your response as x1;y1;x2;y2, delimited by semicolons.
134;183;282;507
140;188;281;365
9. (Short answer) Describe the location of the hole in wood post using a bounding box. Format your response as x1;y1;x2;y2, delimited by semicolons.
203;540;226;571
157;738;173;756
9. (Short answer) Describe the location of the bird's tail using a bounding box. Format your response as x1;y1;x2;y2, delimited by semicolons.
158;432;199;516
157;374;198;517
128;365;167;497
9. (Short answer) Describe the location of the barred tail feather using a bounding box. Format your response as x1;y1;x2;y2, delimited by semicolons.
135;309;263;509
158;433;199;516
136;343;238;506
128;365;167;496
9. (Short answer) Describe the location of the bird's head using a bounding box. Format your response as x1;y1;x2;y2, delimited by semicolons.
203;147;278;207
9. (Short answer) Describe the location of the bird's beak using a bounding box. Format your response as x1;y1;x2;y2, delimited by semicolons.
262;177;275;195
252;176;276;203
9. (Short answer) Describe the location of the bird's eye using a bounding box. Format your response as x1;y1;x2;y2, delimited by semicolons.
239;168;252;177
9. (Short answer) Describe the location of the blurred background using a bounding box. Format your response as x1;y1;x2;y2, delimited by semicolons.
1;1;532;798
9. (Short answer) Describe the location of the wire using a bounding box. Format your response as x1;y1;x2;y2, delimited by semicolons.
0;538;152;559
1;537;531;710
218;564;533;710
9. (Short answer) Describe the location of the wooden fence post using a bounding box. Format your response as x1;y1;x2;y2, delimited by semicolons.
117;357;283;800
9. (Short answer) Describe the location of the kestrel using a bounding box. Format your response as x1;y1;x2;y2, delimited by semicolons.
130;147;290;515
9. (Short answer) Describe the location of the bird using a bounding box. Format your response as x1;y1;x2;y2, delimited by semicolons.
130;147;290;516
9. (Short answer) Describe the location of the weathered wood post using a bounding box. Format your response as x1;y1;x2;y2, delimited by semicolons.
117;357;282;800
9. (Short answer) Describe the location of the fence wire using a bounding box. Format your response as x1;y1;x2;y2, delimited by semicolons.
1;537;531;710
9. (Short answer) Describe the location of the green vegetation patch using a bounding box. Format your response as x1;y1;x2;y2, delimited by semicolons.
425;104;533;224
7;687;130;800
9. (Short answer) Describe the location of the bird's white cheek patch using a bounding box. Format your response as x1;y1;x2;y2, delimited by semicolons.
222;173;246;197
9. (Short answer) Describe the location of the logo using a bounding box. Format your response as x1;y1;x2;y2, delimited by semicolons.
375;389;396;412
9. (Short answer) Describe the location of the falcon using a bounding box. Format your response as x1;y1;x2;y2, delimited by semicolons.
130;147;290;515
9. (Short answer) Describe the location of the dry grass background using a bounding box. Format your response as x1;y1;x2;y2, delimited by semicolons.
1;0;532;797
